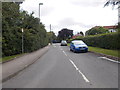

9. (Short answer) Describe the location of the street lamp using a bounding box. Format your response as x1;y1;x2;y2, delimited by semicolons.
39;3;43;22
22;28;24;53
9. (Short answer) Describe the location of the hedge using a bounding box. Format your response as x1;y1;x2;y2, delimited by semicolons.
70;32;120;50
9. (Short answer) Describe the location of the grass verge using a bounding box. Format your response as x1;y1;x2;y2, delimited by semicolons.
0;54;25;63
88;46;119;58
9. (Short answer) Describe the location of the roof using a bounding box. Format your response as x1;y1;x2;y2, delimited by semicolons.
72;33;82;39
103;26;117;29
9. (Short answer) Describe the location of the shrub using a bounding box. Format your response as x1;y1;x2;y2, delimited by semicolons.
69;32;120;50
82;32;120;50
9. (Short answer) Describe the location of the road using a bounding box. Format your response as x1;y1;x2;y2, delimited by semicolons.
3;43;118;88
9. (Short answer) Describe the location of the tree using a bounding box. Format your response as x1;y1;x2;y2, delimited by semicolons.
58;28;73;40
85;26;109;36
47;31;56;43
104;0;120;8
2;2;22;56
2;2;49;56
80;31;84;36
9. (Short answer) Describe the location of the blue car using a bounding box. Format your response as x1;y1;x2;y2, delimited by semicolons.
70;40;88;53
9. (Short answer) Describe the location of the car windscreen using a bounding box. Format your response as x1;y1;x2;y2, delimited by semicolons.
73;41;85;45
61;41;67;43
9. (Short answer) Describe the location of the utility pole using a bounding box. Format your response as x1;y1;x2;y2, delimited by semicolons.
50;24;52;44
50;24;51;32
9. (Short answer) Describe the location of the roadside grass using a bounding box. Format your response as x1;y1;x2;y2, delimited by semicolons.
67;43;119;58
88;46;119;58
67;43;70;46
0;53;25;63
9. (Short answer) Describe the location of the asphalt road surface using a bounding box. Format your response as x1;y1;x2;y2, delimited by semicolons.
3;43;118;88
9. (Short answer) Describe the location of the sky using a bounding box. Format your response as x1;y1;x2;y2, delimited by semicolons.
20;0;118;35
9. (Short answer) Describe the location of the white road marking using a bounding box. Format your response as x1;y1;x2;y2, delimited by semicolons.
98;57;120;64
63;51;67;56
69;60;78;70
69;59;90;83
78;70;90;83
53;46;56;47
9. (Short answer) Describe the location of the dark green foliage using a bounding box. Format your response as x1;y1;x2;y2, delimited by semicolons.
80;31;84;36
104;0;120;8
85;26;109;36
69;32;119;50
47;31;56;43
2;2;49;57
58;28;73;40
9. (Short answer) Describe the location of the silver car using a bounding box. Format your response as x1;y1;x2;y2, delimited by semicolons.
61;40;67;46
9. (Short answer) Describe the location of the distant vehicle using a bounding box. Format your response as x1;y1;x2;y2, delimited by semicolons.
70;40;88;53
52;40;60;43
61;40;67;46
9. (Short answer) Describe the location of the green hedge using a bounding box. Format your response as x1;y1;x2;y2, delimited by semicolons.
2;2;49;57
70;32;120;50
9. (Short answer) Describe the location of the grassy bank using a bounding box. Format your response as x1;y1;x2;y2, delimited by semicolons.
0;54;25;63
88;46;119;58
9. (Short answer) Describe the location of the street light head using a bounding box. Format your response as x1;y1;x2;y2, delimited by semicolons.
22;28;24;32
39;3;43;5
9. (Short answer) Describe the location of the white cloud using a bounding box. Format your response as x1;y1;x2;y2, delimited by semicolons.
20;0;118;35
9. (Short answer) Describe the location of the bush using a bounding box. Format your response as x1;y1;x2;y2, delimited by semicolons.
82;32;120;50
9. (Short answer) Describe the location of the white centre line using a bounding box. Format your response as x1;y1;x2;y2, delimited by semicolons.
53;46;56;47
69;60;79;70
63;51;67;56
69;59;90;83
78;70;90;83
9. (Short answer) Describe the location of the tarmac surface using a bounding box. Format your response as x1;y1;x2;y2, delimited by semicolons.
2;44;119;88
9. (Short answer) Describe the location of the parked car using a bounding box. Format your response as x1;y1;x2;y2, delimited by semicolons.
70;40;88;52
61;40;67;46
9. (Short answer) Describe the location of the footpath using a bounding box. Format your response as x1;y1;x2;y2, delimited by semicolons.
0;46;49;83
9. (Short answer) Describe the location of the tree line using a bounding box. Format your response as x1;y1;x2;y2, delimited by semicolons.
2;2;52;57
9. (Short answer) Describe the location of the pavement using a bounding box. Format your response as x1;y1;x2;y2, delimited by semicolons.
1;46;49;83
2;43;119;88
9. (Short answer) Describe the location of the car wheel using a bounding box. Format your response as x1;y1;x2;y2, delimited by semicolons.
73;49;76;53
85;50;88;53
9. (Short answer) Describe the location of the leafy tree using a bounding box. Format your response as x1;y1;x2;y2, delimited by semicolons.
80;31;84;36
58;28;73;40
2;2;49;57
2;2;22;56
47;31;56;43
85;26;109;36
104;0;120;8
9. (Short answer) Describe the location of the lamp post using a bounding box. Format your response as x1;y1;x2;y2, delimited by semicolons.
39;3;43;22
22;28;24;53
118;3;120;23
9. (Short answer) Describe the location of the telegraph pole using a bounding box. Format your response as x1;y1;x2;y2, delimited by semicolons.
50;24;51;32
50;24;52;44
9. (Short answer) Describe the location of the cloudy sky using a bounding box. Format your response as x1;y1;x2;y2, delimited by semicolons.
20;0;118;35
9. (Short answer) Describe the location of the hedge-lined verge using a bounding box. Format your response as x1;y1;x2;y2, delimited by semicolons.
70;32;120;50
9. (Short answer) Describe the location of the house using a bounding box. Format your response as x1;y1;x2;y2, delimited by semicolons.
103;25;117;32
72;33;82;39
